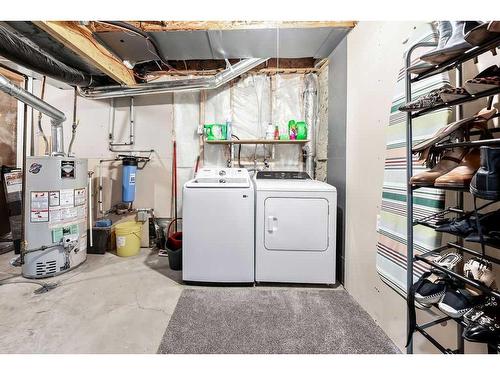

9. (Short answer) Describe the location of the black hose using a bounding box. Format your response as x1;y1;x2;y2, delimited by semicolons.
231;134;243;168
98;21;170;67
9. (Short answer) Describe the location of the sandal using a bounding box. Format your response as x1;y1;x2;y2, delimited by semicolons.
464;258;496;288
464;65;500;95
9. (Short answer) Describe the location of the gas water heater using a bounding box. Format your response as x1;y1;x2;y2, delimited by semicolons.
23;156;88;278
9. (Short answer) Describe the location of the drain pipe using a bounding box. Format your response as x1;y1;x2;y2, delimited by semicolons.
78;58;268;99
304;73;318;178
109;97;135;147
0;73;66;156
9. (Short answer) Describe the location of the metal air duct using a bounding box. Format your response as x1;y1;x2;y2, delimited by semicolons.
0;73;66;156
78;58;268;99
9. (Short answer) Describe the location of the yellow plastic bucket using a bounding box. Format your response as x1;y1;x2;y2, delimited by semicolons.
115;221;142;257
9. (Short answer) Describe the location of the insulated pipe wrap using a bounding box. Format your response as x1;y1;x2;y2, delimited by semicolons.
0;25;95;87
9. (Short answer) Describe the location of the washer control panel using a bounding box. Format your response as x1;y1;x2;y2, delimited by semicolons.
256;171;311;180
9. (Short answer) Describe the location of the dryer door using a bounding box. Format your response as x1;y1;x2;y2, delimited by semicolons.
264;197;329;251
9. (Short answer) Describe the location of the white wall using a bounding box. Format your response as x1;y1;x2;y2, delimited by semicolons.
35;73;322;220
343;21;499;353
35;80;174;218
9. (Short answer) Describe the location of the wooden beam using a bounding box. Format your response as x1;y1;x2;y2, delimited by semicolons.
91;21;357;33
34;21;136;86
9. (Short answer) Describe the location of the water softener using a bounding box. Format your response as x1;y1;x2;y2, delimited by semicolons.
122;157;138;203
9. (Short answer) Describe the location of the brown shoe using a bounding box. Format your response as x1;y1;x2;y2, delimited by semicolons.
434;148;480;188
410;148;468;187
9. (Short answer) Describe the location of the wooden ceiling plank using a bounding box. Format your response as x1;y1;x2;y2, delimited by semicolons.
91;21;357;33
34;21;136;86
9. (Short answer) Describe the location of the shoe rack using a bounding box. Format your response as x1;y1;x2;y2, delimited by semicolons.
404;35;500;354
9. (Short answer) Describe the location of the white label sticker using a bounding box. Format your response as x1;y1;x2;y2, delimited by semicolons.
4;172;22;194
31;191;49;210
74;188;86;206
49;191;60;206
117;236;126;248
60;189;74;207
49;207;62;223
31;209;49;222
129;174;136;185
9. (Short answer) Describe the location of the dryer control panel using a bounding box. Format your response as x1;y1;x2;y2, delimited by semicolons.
256;171;311;180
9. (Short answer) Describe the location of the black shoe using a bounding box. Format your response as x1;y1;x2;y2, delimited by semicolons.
435;215;478;236
414;273;449;306
438;287;482;318
465;209;500;246
463;297;500;345
470;146;500;201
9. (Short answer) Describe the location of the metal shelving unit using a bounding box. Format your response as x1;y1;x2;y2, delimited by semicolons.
404;36;500;354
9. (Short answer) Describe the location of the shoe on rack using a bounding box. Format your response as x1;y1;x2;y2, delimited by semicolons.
463;297;500;346
464;22;500;46
398;84;452;112
470;146;500;200
435;214;478;236
410;148;468;187
464;258;496;288
413;272;449;307
420;21;480;64
464;65;500;95
465;209;500;246
418;21;452;63
439;86;470;103
434;148;480;188
488;21;500;33
412;107;497;158
438;287;482;318
413;252;462;306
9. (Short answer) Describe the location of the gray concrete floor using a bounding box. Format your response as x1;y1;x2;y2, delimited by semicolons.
0;249;352;354
0;249;184;353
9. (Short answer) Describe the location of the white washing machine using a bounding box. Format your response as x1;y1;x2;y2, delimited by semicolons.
182;168;254;283
254;171;337;284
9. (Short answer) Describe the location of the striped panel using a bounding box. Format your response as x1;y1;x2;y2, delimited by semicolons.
376;22;452;294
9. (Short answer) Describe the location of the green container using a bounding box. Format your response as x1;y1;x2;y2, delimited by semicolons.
204;124;227;140
296;121;308;140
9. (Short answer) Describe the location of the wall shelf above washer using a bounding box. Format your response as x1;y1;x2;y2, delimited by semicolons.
205;139;309;145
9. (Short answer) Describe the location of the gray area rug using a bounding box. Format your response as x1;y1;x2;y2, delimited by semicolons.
158;288;400;354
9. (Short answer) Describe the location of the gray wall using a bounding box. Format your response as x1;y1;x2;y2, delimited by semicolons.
327;38;347;284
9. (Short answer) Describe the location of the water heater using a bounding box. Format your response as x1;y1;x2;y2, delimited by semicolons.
23;156;88;278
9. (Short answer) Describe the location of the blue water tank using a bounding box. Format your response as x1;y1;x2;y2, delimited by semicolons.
122;157;138;203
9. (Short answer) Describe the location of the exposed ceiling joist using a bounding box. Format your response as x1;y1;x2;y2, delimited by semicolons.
33;21;136;86
91;21;357;33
